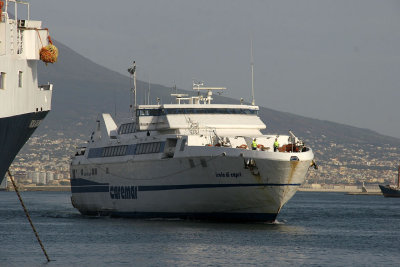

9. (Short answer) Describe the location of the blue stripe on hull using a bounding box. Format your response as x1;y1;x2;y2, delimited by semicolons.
139;183;301;191
0;111;49;183
81;210;278;222
71;186;109;193
70;178;301;193
70;178;109;193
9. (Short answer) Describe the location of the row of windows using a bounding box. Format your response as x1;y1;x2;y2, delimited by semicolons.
118;123;135;134
136;108;258;117
0;71;23;90
88;142;166;158
135;142;162;155
102;145;128;157
164;108;258;115
137;109;162;116
72;168;98;178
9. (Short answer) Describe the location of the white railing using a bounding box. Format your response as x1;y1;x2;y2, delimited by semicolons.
5;0;30;21
16;28;23;54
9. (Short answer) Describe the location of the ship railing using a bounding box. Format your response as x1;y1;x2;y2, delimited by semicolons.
4;1;30;21
74;146;86;157
204;130;233;148
39;83;53;91
17;28;23;54
276;143;310;153
1;10;5;23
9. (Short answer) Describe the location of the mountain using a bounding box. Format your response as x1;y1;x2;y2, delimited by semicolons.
36;41;400;147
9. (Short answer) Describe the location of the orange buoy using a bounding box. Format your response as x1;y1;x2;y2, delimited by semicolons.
237;144;247;149
39;35;58;64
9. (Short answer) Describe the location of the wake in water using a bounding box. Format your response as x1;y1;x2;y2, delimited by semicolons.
145;217;184;221
41;211;84;219
263;219;286;225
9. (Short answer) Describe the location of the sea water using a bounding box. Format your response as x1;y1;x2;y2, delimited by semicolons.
0;191;399;266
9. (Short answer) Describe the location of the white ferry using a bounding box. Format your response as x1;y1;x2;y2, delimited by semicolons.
70;63;315;222
0;0;57;183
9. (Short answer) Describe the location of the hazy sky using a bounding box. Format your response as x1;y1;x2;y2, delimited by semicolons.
28;0;400;138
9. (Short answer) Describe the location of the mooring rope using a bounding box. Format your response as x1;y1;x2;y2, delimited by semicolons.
7;170;50;262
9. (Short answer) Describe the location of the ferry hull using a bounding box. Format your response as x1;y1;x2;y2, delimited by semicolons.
71;156;312;222
0;111;49;183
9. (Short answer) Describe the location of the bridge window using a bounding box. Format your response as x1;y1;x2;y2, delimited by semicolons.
88;142;165;158
163;108;258;115
136;109;162;116
118;123;135;134
135;142;163;155
136;108;258;116
102;145;128;157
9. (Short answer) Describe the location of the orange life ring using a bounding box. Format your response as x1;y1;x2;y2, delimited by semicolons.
237;144;247;149
257;144;264;149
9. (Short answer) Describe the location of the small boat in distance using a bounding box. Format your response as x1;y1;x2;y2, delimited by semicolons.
379;163;400;198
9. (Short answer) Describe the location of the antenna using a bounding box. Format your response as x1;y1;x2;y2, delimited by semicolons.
114;89;117;118
127;61;136;116
143;82;146;105
134;62;137;111
250;37;255;106
192;81;226;104
170;81;177;104
148;75;151;105
193;80;204;96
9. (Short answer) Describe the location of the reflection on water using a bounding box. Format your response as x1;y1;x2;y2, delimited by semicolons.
1;191;399;266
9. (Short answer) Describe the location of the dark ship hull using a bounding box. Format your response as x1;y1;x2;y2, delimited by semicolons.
0;111;49;183
379;185;400;198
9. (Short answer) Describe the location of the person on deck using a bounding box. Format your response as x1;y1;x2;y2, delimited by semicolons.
252;138;257;150
274;138;279;152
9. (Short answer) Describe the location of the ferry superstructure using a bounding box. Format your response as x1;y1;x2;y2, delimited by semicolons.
70;72;315;222
0;0;56;183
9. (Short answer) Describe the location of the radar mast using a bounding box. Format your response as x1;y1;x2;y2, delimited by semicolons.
250;38;255;106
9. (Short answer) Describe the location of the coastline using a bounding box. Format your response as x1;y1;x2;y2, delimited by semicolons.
5;186;71;192
298;188;380;193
